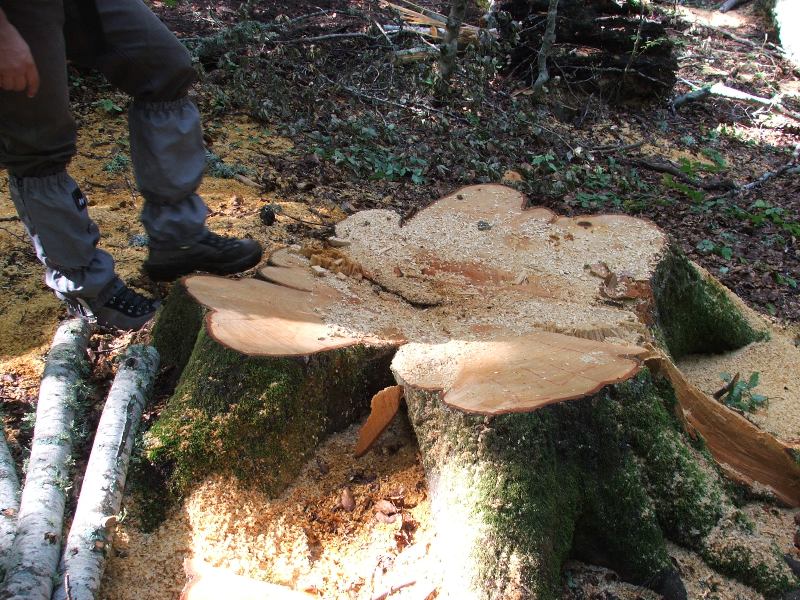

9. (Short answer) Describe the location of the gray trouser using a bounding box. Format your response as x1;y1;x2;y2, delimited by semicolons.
0;0;208;300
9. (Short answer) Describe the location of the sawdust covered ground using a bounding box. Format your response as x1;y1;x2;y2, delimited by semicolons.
101;418;442;600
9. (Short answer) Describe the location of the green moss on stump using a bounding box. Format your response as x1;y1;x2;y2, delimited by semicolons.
651;248;767;360
403;370;741;599
150;281;204;376
146;326;393;495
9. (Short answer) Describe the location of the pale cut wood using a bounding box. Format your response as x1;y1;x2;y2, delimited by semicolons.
0;429;20;569
354;385;404;457
183;276;400;357
392;332;648;414
258;248;316;292
2;318;91;600
180;559;316;600
646;350;800;507
53;345;160;600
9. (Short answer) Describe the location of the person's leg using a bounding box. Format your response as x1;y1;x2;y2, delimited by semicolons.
85;0;262;280
0;0;118;304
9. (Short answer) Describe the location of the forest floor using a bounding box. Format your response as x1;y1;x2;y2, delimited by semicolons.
1;0;799;598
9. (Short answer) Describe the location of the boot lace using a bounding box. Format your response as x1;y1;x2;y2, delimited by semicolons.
105;286;158;317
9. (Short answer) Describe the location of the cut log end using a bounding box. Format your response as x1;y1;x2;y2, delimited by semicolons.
393;332;648;414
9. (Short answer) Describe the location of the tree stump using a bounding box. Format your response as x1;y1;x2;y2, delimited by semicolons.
149;185;800;599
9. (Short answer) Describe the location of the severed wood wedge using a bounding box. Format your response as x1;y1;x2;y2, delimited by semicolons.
181;558;316;600
354;385;404;457
646;351;800;507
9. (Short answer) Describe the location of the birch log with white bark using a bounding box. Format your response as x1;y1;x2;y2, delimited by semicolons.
0;318;91;600
53;345;159;600
0;430;20;574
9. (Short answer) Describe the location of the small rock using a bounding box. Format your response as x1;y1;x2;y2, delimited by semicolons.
311;265;328;277
335;272;347;280
297;181;315;192
477;220;493;231
259;205;276;226
327;236;351;248
341;488;356;512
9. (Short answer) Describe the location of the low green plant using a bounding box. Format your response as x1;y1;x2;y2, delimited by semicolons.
94;98;123;115
103;152;130;174
719;372;768;413
696;239;733;261
205;150;252;179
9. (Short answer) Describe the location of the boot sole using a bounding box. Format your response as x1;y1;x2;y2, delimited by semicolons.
144;247;264;282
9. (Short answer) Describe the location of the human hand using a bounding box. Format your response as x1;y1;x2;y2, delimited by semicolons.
0;10;40;98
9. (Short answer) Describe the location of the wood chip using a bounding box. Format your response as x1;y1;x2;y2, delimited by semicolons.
341;488;356;512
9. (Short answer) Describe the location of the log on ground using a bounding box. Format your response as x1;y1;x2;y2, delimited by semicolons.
1;319;92;600
147;184;799;598
0;429;19;577
53;345;160;600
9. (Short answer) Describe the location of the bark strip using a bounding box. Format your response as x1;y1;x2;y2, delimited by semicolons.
1;318;92;600
53;345;159;600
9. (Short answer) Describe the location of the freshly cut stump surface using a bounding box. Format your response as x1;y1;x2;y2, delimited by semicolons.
165;184;800;599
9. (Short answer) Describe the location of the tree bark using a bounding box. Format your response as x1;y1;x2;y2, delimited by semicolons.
438;0;469;82
52;345;159;600
533;0;559;92
1;319;91;600
0;430;19;576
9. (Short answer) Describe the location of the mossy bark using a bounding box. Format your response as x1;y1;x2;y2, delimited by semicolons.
146;285;394;496
400;369;797;599
651;248;768;360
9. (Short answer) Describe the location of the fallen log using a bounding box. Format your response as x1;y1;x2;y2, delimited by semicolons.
1;318;92;600
0;430;19;574
151;185;799;598
52;345;159;600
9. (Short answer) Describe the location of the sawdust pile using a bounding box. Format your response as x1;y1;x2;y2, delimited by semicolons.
101;417;444;600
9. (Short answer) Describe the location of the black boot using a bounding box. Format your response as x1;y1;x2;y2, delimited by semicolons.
143;230;263;282
61;282;159;331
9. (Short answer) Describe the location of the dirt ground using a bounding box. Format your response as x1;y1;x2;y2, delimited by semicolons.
2;0;800;598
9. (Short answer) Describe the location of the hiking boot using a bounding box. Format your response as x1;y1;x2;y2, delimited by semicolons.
143;230;263;282
61;283;160;331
